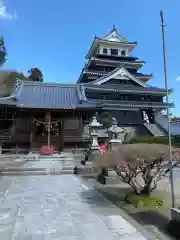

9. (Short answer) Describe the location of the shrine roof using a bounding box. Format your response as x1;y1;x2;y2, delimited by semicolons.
16;81;78;109
0;81;97;110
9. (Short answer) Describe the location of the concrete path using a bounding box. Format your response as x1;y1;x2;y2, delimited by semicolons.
0;175;149;240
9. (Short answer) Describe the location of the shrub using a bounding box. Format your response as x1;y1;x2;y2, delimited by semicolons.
130;135;180;147
126;193;164;209
98;111;113;128
95;143;180;195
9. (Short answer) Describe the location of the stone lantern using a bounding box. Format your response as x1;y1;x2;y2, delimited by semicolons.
108;117;125;151
86;115;102;162
89;116;102;149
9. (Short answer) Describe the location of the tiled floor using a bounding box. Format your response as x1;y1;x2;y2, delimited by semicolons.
0;174;148;239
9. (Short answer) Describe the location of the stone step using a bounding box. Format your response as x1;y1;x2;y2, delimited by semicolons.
3;165;74;171
105;175;121;185
39;154;73;159
2;167;47;172
0;162;26;168
2;169;74;176
74;165;100;177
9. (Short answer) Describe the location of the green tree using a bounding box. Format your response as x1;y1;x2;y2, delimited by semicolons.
98;111;113;128
28;68;43;82
9;71;28;81
0;37;7;66
0;71;28;97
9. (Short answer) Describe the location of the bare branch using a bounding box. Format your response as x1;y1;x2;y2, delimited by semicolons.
95;143;180;195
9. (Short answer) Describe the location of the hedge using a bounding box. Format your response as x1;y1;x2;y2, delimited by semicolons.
130;135;180;147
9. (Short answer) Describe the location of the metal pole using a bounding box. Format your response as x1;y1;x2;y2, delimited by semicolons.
160;10;175;208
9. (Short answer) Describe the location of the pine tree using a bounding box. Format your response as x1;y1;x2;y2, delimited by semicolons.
0;37;7;66
28;68;43;82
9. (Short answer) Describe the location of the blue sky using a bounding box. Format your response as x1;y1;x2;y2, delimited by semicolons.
0;0;180;115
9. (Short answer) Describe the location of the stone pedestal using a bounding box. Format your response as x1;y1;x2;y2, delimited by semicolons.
91;132;99;148
88;148;101;162
109;139;122;151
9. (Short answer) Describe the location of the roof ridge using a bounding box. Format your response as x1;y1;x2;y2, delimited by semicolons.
87;67;120;85
103;25;128;42
23;81;76;87
96;37;137;44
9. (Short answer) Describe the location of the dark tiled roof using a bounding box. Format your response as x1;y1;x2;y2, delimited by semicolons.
14;81;79;109
95;54;138;61
85;99;172;109
0;81;98;110
0;99;17;106
92;57;144;64
134;73;153;78
84;83;172;94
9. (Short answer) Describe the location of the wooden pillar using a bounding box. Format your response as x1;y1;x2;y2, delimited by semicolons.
47;112;51;149
29;118;35;152
60;120;64;152
45;112;51;153
29;131;33;152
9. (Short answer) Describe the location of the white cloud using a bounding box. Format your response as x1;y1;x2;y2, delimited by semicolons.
176;76;180;81
0;0;17;20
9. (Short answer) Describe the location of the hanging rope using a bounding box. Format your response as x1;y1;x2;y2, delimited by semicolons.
33;118;62;125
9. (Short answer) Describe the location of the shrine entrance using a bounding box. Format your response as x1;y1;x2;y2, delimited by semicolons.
32;112;64;154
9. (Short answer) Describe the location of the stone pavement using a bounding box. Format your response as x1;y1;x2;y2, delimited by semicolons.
0;174;151;240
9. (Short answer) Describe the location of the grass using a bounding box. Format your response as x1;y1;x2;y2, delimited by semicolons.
125;193;164;209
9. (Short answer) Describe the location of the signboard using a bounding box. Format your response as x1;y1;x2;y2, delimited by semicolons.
41;144;54;155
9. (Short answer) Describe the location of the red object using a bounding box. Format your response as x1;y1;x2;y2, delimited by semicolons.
99;144;107;153
41;144;54;155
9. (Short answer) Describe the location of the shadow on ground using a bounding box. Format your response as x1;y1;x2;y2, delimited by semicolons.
129;210;170;234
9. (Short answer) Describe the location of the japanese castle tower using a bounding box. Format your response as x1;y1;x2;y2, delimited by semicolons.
77;26;172;134
0;26;174;153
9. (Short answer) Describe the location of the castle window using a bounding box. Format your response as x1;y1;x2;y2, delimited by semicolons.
121;80;127;85
147;96;152;101
121;50;126;56
100;95;107;100
120;95;127;100
103;48;108;54
111;48;118;56
122;111;127;116
140;96;146;101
